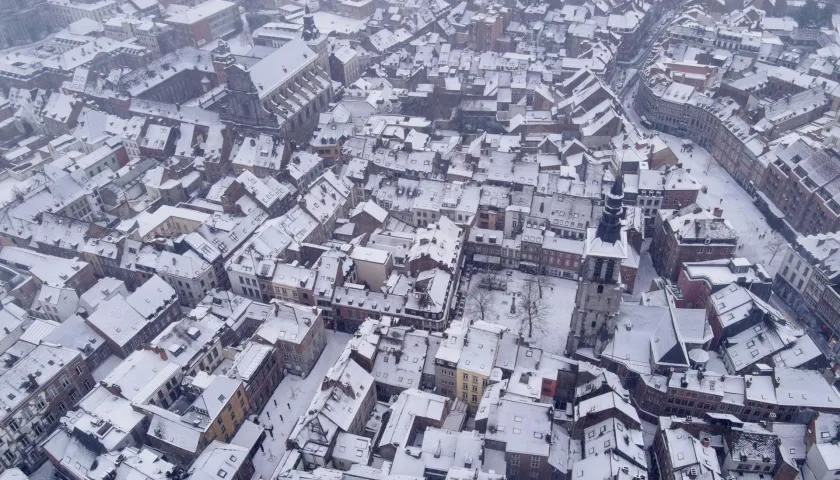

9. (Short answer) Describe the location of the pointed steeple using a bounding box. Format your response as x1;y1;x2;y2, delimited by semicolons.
595;174;624;244
302;5;320;41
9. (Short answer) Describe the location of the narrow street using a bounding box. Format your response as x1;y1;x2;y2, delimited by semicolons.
250;331;352;478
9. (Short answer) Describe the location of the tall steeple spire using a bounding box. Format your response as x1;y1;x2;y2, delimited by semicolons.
302;5;320;41
596;174;624;244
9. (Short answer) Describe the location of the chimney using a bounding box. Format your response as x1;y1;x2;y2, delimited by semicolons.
158;347;168;361
713;207;723;218
26;373;38;389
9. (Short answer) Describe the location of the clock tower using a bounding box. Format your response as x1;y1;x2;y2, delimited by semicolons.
566;175;628;356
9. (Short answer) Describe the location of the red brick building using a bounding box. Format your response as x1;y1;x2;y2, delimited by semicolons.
650;205;738;281
676;258;772;309
759;140;840;236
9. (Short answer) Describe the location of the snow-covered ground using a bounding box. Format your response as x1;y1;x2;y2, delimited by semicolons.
0;175;30;206
640;419;657;449
658;134;783;275
0;172;51;207
463;269;576;356
251;330;352;478
632;240;657;297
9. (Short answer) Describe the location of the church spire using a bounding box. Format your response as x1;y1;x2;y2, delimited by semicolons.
595;174;624;244
302;4;319;41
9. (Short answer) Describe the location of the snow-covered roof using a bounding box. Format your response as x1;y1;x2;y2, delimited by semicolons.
229;342;273;382
102;349;181;404
188;441;251;480
245;38;318;100
165;0;235;25
574;391;640;427
0;344;82;421
252;301;321;346
377;388;447;451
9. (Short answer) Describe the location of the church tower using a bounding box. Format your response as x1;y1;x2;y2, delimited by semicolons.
566;175;628;356
210;40;234;85
301;6;320;42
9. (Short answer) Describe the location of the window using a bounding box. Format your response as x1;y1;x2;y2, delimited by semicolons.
4;451;14;463
531;457;540;468
36;398;46;411
8;420;19;432
511;453;520;466
462;373;468;380
75;365;84;376
60;376;71;389
471;395;477;402
32;423;42;437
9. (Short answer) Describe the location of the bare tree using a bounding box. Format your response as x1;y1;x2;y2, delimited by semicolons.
465;276;496;323
535;272;550;298
764;234;786;265
518;278;547;338
11;186;26;202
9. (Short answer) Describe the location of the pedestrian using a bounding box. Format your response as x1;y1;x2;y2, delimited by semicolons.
274;399;278;407
266;411;271;420
280;414;284;422
720;198;723;204
287;403;291;410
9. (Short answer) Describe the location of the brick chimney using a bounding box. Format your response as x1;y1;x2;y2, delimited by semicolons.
147;345;168;361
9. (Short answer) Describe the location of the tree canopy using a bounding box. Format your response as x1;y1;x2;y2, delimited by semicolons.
796;0;835;28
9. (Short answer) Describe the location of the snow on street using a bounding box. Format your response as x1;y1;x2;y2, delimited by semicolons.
658;134;783;275
632;249;658;297
251;331;352;477
464;269;576;356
